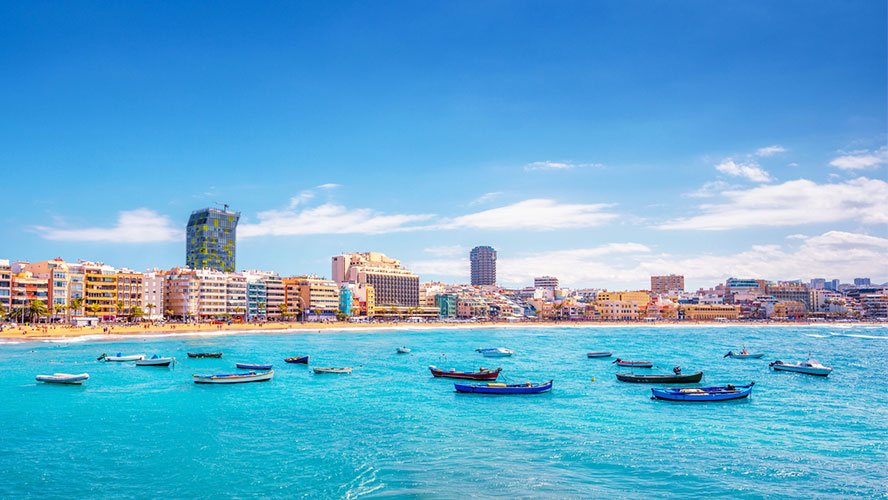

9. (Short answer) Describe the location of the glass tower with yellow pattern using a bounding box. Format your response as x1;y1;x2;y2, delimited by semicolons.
186;207;240;272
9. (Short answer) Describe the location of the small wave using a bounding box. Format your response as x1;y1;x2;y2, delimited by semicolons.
833;333;888;340
805;334;829;338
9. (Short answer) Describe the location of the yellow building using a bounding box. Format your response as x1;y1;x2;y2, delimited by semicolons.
680;304;740;320
596;300;640;321
116;269;143;317
597;291;651;305
284;276;340;318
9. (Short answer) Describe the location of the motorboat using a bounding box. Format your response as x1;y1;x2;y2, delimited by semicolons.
454;380;553;394
99;353;145;362
769;358;832;376
652;383;754;402
475;347;514;357
135;355;173;367
429;365;501;380
193;370;274;384
616;367;703;383
397;347;411;353
187;352;223;358
724;349;764;359
36;373;89;384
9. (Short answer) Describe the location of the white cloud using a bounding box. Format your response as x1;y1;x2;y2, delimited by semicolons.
715;159;772;182
288;191;315;207
423;245;466;257
829;147;888;170
659;177;888;230
440;199;618;230
469;192;503;205
316;183;341;189
34;209;181;243
524;160;601;171
411;232;887;288
239;203;435;237
755;145;787;157
683;180;734;198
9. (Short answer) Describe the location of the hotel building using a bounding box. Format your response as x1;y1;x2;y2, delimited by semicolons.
142;271;165;320
470;246;497;286
534;276;559;290
186;207;240;273
0;259;11;312
650;275;684;294
116;269;144;317
332;252;420;308
284;276;340;318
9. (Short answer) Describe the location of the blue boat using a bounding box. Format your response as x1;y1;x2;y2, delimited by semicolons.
454;380;553;394
236;362;273;370
651;382;754;402
284;356;309;364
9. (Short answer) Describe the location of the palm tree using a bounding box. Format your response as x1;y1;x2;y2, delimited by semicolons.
115;300;126;320
53;304;66;322
0;303;6;319
257;301;266;320
146;303;156;319
165;309;174;320
86;304;102;318
277;304;289;321
69;297;84;321
29;300;48;323
131;306;145;321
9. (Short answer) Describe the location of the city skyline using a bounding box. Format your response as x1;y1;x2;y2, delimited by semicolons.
1;2;886;289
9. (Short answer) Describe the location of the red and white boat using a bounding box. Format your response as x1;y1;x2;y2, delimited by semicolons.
429;365;501;380
612;358;653;368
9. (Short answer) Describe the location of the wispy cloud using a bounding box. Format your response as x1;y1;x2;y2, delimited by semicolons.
683;180;734;198
524;160;601;171
288;191;315;207
755;145;787;157
316;183;341;189
239;204;435;237
423;245;467;257
469;192;503;205
715;159;772;182
658;177;888;230
34;209;182;243
440;199;618;230
829;147;888;170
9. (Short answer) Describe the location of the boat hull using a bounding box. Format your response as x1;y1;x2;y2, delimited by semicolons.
236;363;273;370
193;370;274;384
454;380;553;394
104;355;145;362
313;367;352;374
615;361;653;368
429;366;501;380
587;352;613;358
187;352;223;358
770;364;831;376
652;384;754;401
284;356;309;364
616;371;703;383
135;358;173;366
726;354;764;359
36;373;89;384
397;348;411;353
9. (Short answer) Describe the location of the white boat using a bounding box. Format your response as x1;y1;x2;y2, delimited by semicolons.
313;367;353;374
36;373;89;384
193;370;274;384
397;347;411;353
770;358;832;376
476;347;514;358
135;356;174;366
100;353;145;362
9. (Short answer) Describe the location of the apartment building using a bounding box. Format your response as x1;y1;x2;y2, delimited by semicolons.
0;259;11;312
650;275;684;294
332;252;420;309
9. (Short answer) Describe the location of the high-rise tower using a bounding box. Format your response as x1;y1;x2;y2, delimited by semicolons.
470;246;496;286
186;207;240;272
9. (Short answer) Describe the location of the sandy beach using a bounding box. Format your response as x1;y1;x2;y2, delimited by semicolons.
0;319;880;342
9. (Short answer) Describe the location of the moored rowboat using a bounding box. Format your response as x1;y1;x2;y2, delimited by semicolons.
99;353;145;362
612;358;653;368
313;367;353;374
651;383;754;402
724;351;764;359
616;370;703;383
284;356;309;364
769;358;832;376
397;347;411;353
236;363;273;370
188;352;223;358
587;351;613;358
36;373;89;384
193;370;274;384
454;380;553;394
135;355;173;366
429;365;501;380
476;347;514;357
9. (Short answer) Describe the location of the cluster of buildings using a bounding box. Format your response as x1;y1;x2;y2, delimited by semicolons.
1;207;885;324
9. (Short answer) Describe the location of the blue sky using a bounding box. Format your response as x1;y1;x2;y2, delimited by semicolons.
1;1;886;289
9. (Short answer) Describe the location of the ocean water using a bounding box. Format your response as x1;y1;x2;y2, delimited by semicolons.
1;325;886;499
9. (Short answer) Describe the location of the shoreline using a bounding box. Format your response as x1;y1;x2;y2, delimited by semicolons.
1;320;884;344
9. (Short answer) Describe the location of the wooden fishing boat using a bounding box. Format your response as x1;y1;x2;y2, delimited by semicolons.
397;347;411;353
99;353;145;362
612;358;653;368
454;380;553;394
135;355;173;366
193;370;274;384
36;373;89;384
429;365;501;380
586;351;613;358
651;383;754;402
724;351;764;359
313;367;353;374
616;368;703;383
284;356;309;364
476;347;514;357
236;362;273;370
187;352;223;358
769;358;832;376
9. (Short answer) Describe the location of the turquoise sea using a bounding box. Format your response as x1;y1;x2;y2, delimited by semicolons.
1;325;886;499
